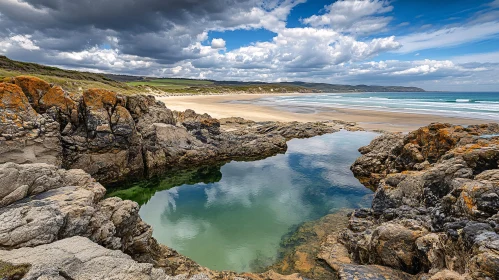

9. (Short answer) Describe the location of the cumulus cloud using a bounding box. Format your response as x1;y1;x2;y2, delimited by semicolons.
302;0;393;34
0;34;39;52
211;38;226;49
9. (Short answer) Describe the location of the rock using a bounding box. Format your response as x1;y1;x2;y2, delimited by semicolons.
351;123;499;190
346;123;499;279
351;133;404;190
0;236;203;280
0;82;62;167
1;76;363;184
336;264;415;280
427;270;468;280
62;88;144;183
11;76;51;109
0;163;306;279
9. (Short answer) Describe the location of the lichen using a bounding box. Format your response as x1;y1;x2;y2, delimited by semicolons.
0;261;30;280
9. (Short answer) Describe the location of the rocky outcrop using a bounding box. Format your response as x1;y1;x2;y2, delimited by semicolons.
0;81;62;167
0;162;306;279
0;76;360;184
346;123;499;279
63;88;144;183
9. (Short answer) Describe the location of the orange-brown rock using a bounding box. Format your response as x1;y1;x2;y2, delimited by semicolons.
0;82;62;166
39;86;77;115
12;76;51;108
82;88;123;110
0;82;39;135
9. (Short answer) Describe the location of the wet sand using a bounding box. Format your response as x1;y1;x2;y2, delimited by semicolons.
157;94;494;132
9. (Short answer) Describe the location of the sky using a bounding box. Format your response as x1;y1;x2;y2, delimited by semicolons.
0;0;498;91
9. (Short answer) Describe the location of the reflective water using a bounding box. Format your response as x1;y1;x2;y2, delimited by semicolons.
108;130;378;272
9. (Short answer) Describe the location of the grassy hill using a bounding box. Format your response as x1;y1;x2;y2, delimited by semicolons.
0;56;425;94
0;56;137;93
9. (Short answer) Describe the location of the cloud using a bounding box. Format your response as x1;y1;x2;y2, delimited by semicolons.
0;0;497;91
396;21;499;53
302;0;393;34
0;34;39;52
211;38;226;49
450;51;499;64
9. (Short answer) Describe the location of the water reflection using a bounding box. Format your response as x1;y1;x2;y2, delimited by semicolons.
109;130;378;272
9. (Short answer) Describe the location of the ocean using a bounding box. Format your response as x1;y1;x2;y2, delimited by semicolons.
253;92;499;121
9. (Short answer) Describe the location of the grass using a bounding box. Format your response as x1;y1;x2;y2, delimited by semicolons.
127;78;214;89
0;261;30;280
0;69;140;94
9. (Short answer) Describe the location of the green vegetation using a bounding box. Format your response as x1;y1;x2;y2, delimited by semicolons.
106;165;223;205
126;78;313;93
0;56;139;94
0;261;30;280
128;78;214;89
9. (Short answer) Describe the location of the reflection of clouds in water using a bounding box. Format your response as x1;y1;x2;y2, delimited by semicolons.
292;131;378;189
164;188;179;212
286;136;337;155
137;131;378;272
167;217;210;242
202;156;312;224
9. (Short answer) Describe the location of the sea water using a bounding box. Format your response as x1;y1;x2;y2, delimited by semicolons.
107;131;378;272
253;92;499;121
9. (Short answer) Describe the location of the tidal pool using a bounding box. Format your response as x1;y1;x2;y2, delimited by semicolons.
108;130;378;272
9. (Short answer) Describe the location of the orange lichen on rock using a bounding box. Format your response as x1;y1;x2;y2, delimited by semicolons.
0;82;38;128
452;142;493;155
406;123;469;163
0;83;37;115
461;192;475;212
40;86;77;114
12;76;51;107
83;88;119;110
111;106;134;125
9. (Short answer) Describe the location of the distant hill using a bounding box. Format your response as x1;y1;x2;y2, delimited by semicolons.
0;56;425;94
0;56;117;84
280;82;424;93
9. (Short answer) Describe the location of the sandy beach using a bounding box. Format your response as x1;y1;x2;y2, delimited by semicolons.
158;93;495;132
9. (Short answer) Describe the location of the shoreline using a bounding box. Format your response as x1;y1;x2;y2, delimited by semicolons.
158;94;495;133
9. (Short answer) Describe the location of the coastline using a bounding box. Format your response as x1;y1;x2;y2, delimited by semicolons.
1;76;498;279
158;93;495;133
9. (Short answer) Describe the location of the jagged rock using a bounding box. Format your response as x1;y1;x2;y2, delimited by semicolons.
62;88;144;183
1;75;363;184
346;123;499;279
10;76;52;109
0;162;151;255
350;133;404;189
0;82;62;167
352;123;499;190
